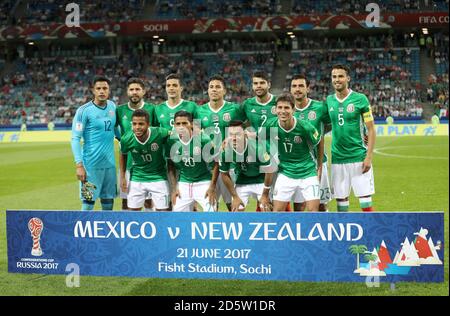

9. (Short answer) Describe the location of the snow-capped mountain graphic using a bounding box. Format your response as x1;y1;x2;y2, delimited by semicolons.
350;227;443;278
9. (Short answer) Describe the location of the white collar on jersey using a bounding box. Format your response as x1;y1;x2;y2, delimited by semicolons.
166;99;184;109
127;100;145;111
334;89;353;103
134;128;151;145
295;98;312;112
255;94;274;106
278;116;297;133
208;101;227;113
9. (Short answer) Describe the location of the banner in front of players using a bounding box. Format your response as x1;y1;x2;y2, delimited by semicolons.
7;210;444;282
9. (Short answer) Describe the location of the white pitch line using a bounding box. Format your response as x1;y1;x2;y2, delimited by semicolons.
374;145;448;160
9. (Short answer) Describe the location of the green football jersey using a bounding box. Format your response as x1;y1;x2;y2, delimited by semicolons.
323;90;373;164
155;99;198;129
242;94;277;130
120;127;170;182
166;132;216;183
219;138;272;185
294;99;328;163
195;101;245;146
265;117;320;179
116;102;157;170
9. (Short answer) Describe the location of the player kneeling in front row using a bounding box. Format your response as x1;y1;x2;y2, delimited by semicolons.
220;120;274;212
260;93;321;212
167;111;218;212
119;109;171;211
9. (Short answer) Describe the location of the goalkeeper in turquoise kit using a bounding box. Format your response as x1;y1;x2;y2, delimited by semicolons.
71;76;120;211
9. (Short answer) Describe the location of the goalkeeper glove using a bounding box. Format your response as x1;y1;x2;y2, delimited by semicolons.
81;181;97;202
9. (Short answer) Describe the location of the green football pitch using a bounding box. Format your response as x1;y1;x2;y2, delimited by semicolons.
0;136;448;296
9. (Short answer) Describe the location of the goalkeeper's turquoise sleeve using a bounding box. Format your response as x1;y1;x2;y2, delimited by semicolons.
71;105;86;165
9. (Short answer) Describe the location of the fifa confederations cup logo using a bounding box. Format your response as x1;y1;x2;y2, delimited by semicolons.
28;218;43;256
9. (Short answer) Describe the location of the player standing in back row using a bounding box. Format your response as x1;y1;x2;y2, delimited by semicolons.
155;73;197;130
291;74;332;211
323;64;376;212
242;71;277;132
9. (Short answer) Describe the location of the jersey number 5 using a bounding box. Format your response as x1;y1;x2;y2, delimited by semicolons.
338;114;344;126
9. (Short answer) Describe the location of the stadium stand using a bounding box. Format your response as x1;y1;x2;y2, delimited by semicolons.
16;0;145;24
0;48;274;125
0;1;14;26
291;0;422;15
285;34;423;118
156;0;281;18
3;30;449;125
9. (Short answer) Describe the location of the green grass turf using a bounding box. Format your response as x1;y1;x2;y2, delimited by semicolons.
0;136;448;296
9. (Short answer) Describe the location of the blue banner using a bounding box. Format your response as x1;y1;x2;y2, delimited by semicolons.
7;210;444;282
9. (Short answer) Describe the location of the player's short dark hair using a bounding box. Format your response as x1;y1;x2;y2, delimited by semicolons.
92;76;111;87
291;74;310;87
252;70;270;82
208;74;226;89
332;64;351;76
165;73;183;86
276;92;295;108
132;109;150;123
174;110;193;123
127;77;146;89
228;120;244;128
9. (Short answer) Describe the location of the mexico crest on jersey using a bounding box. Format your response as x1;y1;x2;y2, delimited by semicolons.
109;110;115;117
294;136;302;143
151;143;159;151
193;146;201;155
271;106;276;114
308;111;316;120
347;104;355;113
223;113;231;122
